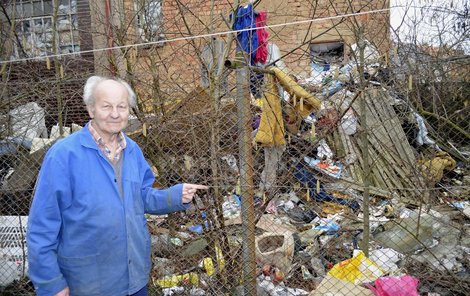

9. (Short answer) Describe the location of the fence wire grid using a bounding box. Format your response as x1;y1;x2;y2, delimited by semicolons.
1;0;469;295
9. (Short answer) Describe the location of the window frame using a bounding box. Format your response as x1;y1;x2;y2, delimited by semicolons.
133;0;164;45
6;0;80;60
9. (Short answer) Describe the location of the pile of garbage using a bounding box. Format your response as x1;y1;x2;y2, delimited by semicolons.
143;185;469;295
128;42;470;295
1;39;469;295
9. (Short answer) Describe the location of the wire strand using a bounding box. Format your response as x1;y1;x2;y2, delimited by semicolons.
0;8;390;65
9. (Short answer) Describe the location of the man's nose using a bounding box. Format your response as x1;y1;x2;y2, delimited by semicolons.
110;107;119;118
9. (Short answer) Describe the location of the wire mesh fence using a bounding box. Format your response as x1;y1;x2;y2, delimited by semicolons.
1;0;469;295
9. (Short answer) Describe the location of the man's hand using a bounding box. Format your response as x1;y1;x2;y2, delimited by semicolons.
55;287;70;296
182;183;208;203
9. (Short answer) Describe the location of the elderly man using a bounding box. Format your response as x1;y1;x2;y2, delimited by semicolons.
27;76;207;296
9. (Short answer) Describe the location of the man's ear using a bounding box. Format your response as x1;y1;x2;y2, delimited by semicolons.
86;105;95;119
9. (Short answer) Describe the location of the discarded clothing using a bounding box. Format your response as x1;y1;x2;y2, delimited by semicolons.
259;145;286;192
200;39;228;91
255;74;286;146
233;4;258;64
265;43;288;72
419;151;456;183
293;162;359;211
250;71;265;98
254;11;268;64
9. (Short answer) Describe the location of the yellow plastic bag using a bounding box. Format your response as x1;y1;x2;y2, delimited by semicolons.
202;245;225;276
156;272;199;288
328;250;384;285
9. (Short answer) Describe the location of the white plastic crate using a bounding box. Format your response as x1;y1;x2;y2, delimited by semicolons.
0;215;28;286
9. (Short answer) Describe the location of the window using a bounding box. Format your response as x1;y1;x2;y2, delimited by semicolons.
5;0;79;59
308;42;345;87
134;0;164;43
310;42;345;65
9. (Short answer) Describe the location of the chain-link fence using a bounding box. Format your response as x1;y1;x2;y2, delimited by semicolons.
1;0;469;295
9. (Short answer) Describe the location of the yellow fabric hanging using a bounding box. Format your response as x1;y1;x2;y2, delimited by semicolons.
255;74;286;146
255;67;321;145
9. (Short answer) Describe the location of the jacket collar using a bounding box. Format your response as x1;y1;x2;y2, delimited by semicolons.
78;122;135;153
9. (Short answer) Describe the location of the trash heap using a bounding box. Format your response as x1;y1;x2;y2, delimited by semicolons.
0;40;469;295
135;42;470;295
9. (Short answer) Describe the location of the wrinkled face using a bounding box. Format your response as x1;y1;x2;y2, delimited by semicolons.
87;80;130;140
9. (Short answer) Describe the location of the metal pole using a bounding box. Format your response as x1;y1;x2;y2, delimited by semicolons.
357;27;370;257
236;62;256;295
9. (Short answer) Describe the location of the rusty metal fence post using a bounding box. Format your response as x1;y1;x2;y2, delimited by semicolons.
235;60;257;296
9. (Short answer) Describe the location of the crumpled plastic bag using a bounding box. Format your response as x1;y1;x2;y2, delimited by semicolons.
366;275;419;296
341;108;358;135
328;250;384;284
156;272;199;288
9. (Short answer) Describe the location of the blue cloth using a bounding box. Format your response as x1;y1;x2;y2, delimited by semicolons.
250;71;265;98
27;125;189;296
293;162;360;211
233;4;258;65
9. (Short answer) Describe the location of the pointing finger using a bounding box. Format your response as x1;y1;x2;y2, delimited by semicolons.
185;184;209;190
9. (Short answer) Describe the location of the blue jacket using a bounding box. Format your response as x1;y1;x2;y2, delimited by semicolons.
27;126;189;296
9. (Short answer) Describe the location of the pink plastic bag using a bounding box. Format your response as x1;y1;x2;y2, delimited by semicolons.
367;275;419;296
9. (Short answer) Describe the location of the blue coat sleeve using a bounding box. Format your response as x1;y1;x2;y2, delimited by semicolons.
138;156;190;215
27;154;69;296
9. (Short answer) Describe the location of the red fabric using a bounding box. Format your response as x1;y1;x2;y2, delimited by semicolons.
254;11;268;64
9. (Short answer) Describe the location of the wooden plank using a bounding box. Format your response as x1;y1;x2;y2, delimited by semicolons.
373;146;408;192
369;145;396;190
370;91;416;165
348;89;417;194
336;178;393;198
337;126;363;183
368;132;414;187
334;87;422;197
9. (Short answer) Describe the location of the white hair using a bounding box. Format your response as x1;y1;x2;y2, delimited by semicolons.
83;76;137;108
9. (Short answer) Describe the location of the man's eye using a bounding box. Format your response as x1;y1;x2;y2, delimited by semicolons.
118;105;127;109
